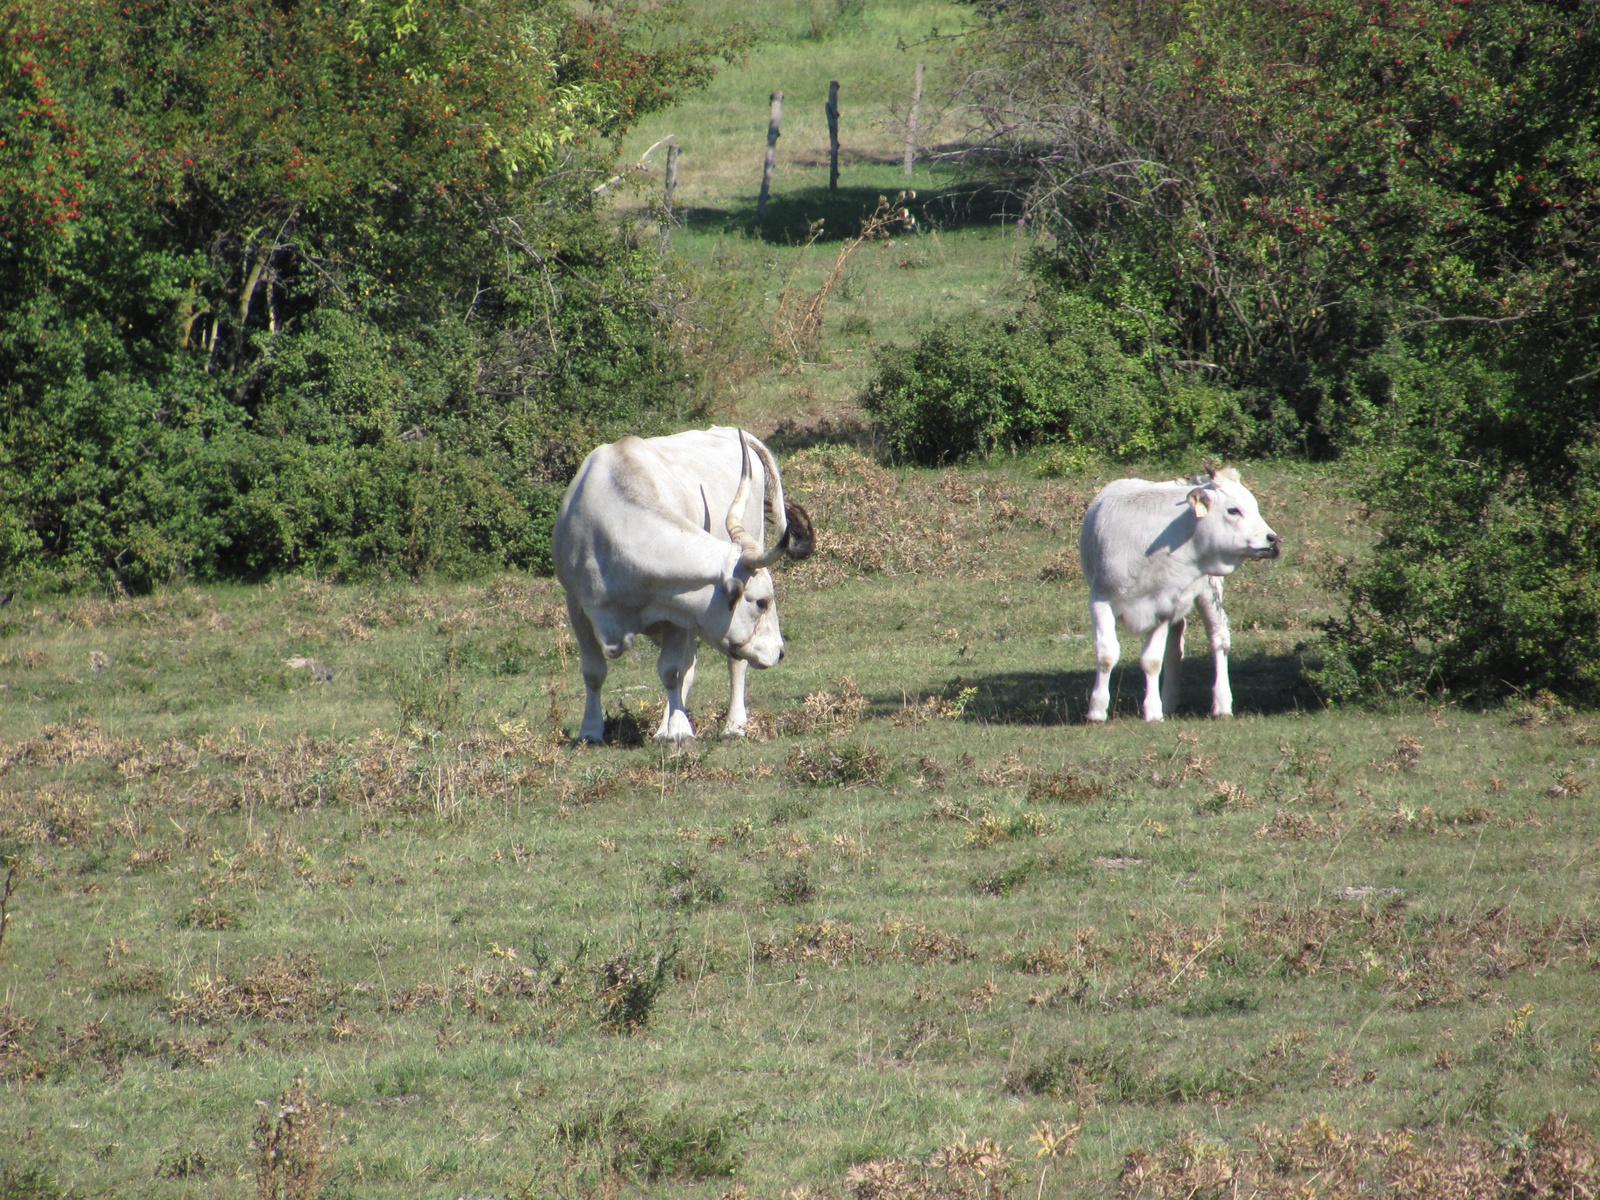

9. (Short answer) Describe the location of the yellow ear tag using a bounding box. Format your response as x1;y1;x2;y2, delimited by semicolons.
1187;487;1211;518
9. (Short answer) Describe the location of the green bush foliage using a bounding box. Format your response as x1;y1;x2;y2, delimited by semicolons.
1317;346;1600;705
862;294;1259;464
946;0;1600;449
0;0;722;590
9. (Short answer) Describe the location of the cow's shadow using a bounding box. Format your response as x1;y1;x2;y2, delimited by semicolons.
879;653;1320;726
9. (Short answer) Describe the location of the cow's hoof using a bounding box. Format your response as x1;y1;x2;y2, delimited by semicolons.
721;726;747;740
652;719;696;743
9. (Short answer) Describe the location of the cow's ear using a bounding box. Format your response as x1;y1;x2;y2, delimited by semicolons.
725;576;745;610
1187;486;1211;518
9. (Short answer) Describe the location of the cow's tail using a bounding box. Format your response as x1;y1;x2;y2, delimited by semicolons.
743;433;815;561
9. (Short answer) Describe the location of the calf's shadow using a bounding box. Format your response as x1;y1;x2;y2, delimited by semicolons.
884;652;1320;726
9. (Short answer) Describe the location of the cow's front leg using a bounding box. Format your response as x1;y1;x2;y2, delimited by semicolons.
1087;598;1119;722
653;625;698;742
567;598;609;743
1195;577;1233;717
1139;622;1171;722
1161;617;1186;716
723;656;750;738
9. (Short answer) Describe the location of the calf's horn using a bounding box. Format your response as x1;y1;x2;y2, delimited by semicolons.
726;430;788;570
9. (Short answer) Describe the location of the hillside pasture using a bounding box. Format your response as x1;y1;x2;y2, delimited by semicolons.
1;457;1597;1198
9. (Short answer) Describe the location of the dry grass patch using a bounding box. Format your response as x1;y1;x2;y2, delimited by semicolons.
0;719;136;773
779;450;1096;588
754;919;974;968
62;588;222;633
1240;902;1596;1002
0;790;99;846
1119;1112;1600;1200
167;954;328;1024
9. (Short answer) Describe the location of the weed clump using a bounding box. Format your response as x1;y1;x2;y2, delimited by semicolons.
756;919;875;967
843;1135;1017;1200
0;1005;36;1061
784;676;868;737
768;864;816;905
1026;768;1105;806
973;859;1037;897
166;955;326;1024
555;1101;743;1183
595;933;680;1034
786;742;889;788
658;859;728;911
252;1077;336;1200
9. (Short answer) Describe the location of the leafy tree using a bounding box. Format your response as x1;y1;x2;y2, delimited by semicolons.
941;0;1600;447
0;0;725;588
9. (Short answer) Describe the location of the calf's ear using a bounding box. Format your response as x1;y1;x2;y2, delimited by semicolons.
1187;486;1212;519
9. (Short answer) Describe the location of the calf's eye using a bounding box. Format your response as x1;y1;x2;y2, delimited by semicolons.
1228;507;1244;517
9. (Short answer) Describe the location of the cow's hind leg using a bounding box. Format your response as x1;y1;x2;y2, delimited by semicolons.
1195;577;1233;717
724;657;750;738
567;597;609;744
653;625;699;743
1087;599;1120;723
1161;617;1186;716
1139;622;1171;722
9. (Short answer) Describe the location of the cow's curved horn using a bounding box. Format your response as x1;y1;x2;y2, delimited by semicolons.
726;430;787;570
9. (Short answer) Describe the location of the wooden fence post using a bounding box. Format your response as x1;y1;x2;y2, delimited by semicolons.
757;91;783;222
826;81;841;193
661;142;681;250
904;63;923;177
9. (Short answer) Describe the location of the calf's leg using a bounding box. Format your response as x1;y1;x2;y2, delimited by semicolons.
1195;577;1233;717
1138;622;1171;722
1087;598;1120;722
1161;617;1186;715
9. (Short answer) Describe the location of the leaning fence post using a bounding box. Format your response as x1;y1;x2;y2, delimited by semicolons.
826;81;841;193
904;63;923;177
757;91;783;222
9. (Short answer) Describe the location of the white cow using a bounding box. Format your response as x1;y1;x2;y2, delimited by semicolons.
552;427;813;743
1078;467;1281;722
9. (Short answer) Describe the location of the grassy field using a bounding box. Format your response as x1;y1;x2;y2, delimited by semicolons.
3;3;1598;1196
611;0;1035;429
2;452;1597;1199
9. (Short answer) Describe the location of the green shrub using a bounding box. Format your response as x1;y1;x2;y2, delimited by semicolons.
0;0;713;592
1317;344;1600;705
862;293;1257;465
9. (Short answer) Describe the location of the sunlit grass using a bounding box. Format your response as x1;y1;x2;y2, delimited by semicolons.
2;458;1597;1198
